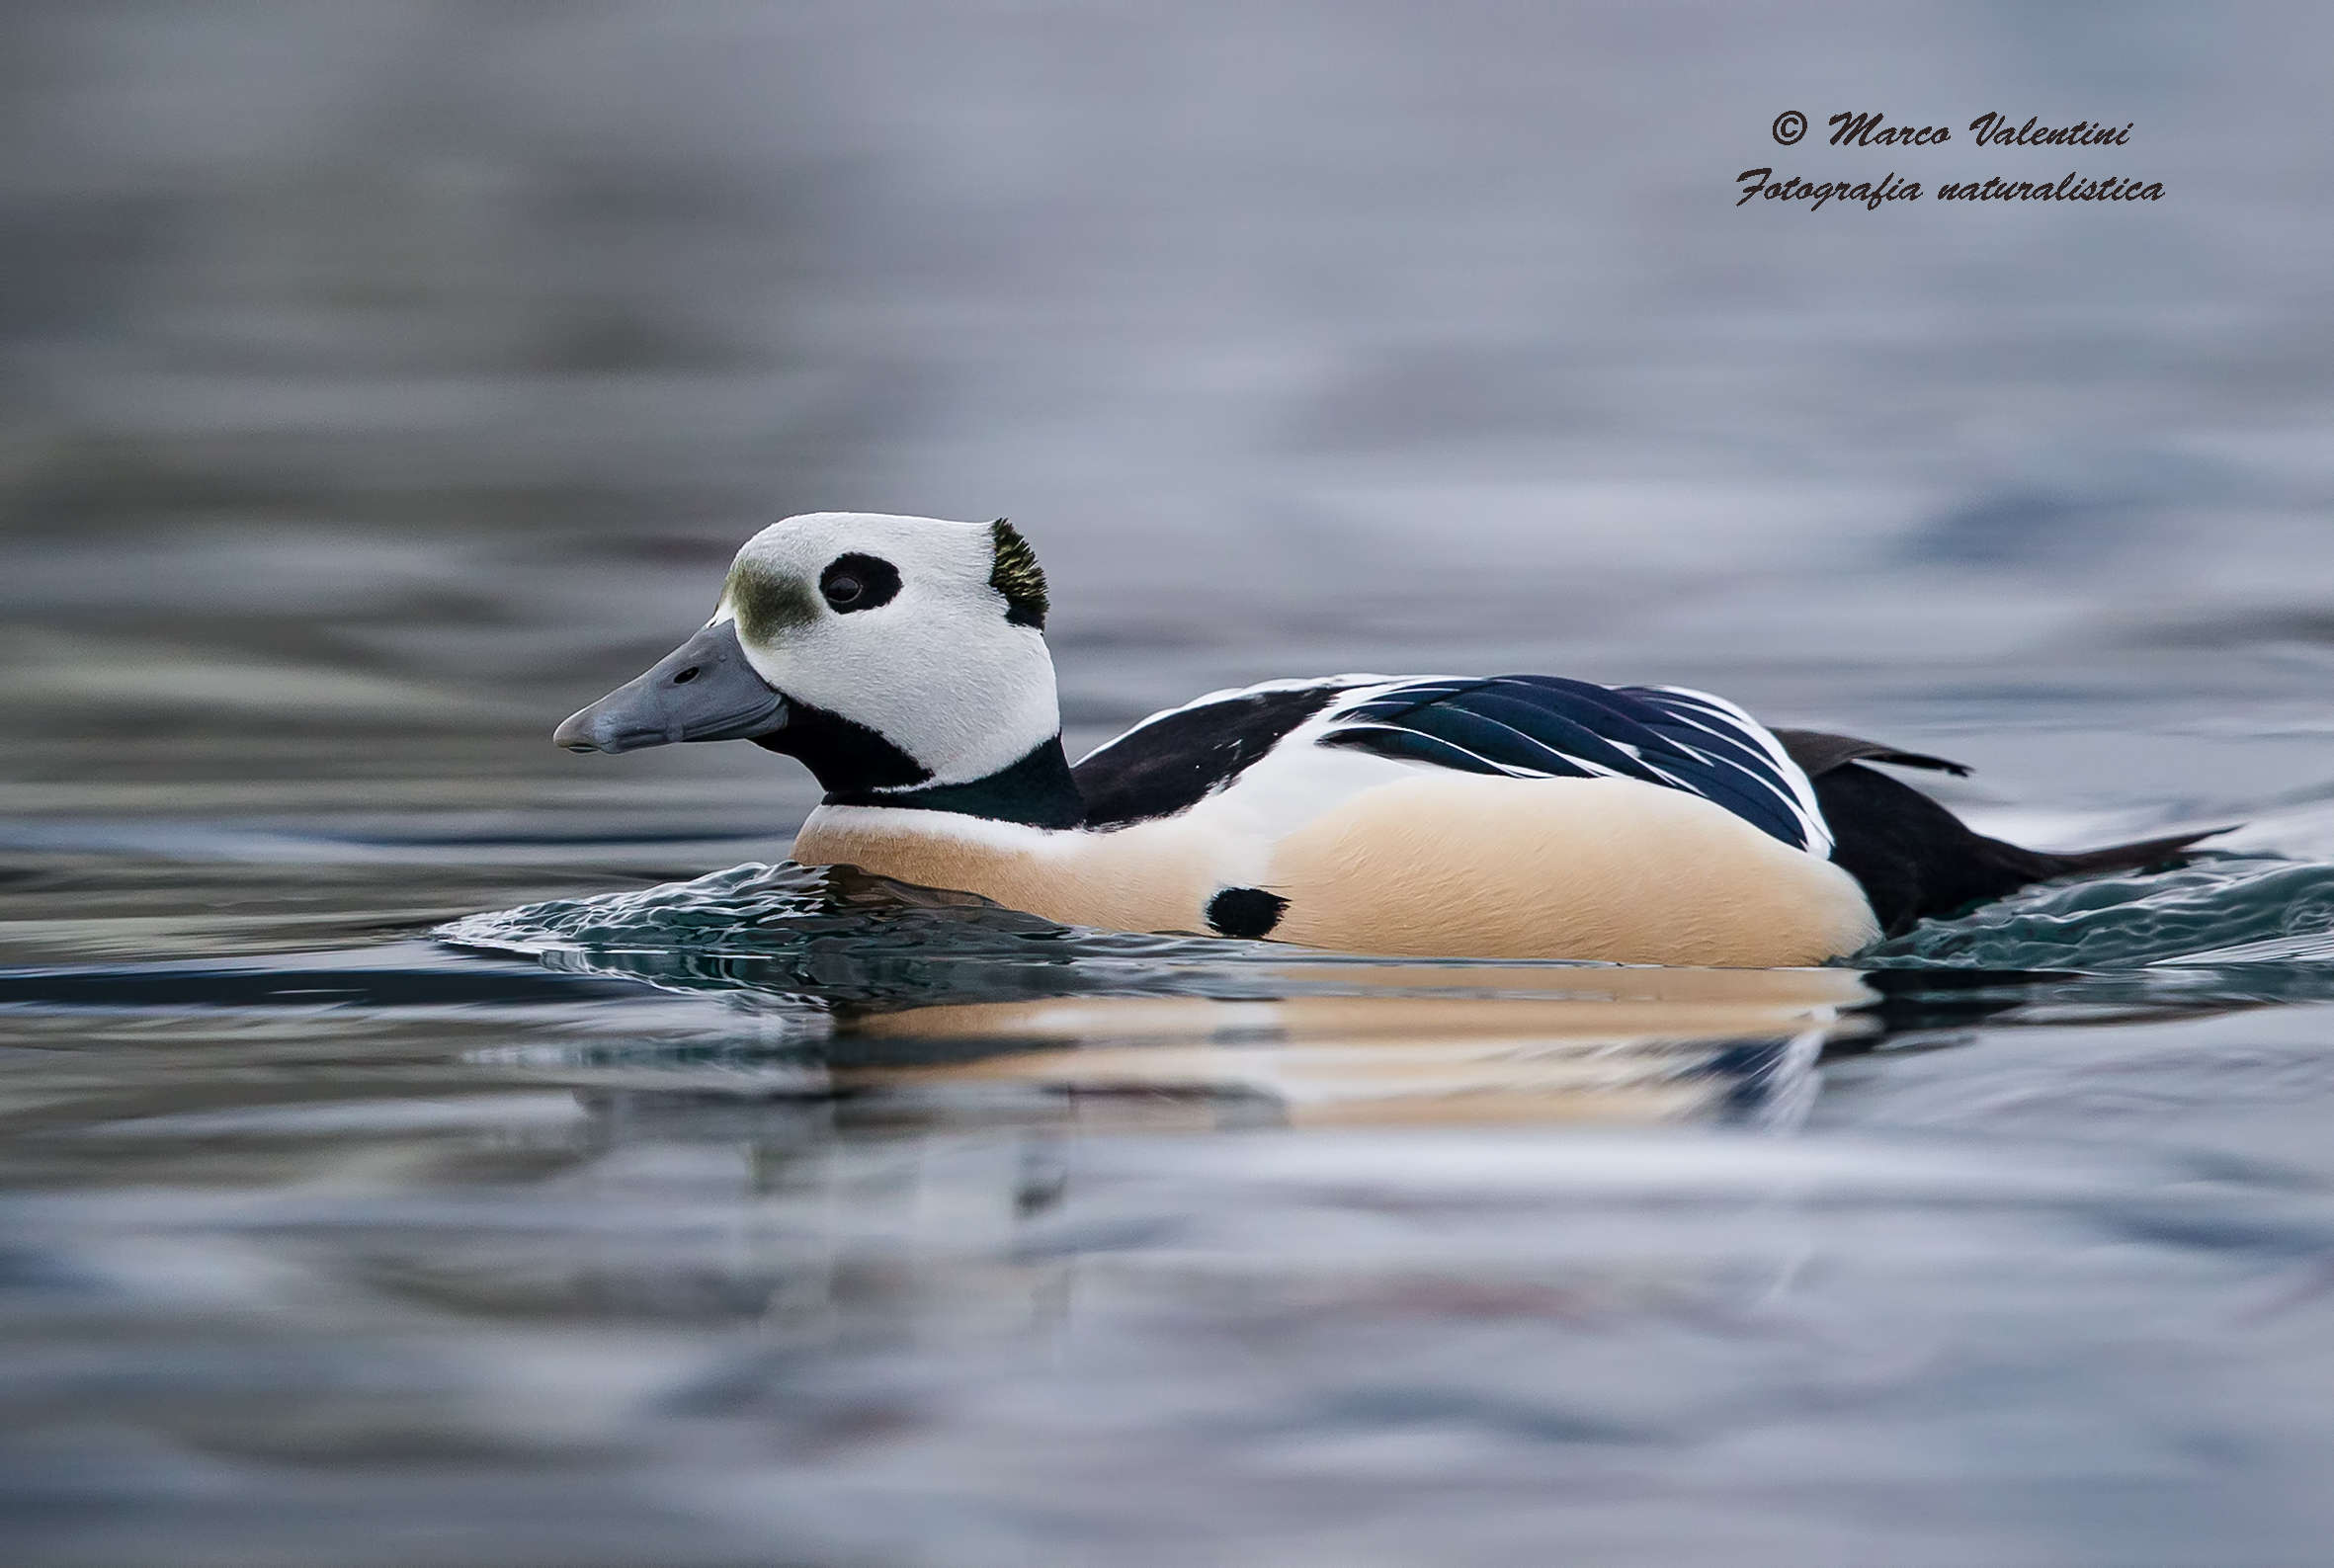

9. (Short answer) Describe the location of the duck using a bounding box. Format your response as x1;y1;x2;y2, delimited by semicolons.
553;511;2211;966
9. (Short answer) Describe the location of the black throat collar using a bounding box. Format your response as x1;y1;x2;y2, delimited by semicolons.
758;705;1084;830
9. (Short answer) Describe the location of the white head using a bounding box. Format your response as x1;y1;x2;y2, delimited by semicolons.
718;511;1058;786
554;512;1062;804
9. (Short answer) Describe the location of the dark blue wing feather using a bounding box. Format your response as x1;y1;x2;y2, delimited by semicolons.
1319;676;1821;851
1318;723;1533;777
1617;687;1812;828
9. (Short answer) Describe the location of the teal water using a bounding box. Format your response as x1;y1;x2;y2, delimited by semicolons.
1874;856;2334;973
445;849;2334;1011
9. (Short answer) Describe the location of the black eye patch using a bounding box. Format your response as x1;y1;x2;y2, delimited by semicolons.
819;553;901;614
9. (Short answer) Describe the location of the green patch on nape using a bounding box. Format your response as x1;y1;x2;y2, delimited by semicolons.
988;517;1048;629
725;555;816;643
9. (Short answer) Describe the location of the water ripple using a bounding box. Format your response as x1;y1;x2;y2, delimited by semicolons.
448;854;2334;991
1869;854;2334;972
438;862;1313;1008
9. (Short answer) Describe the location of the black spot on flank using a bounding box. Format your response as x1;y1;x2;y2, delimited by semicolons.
989;518;1047;628
1206;887;1288;941
1074;683;1350;828
821;553;901;614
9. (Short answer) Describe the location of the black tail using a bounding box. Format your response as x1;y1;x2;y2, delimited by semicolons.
1775;730;2229;939
2026;827;2230;881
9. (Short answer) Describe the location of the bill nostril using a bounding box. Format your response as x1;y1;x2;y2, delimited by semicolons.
673;666;701;684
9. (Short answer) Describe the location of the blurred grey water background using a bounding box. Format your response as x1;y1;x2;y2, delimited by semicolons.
11;3;2334;1565
12;0;2334;835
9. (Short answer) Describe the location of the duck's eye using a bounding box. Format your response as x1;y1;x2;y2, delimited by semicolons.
819;553;902;614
